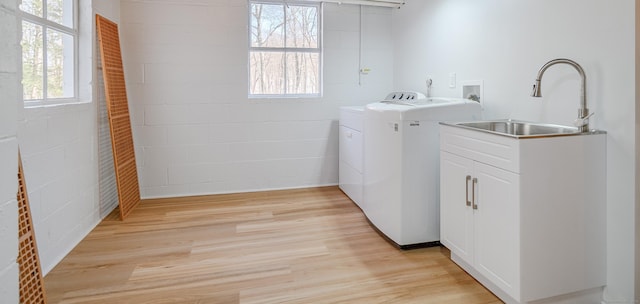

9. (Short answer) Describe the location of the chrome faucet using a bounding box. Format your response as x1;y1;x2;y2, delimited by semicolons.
531;58;593;132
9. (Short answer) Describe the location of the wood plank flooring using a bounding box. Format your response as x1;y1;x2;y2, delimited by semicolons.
44;186;502;304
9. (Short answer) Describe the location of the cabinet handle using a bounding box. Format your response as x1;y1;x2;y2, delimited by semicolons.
472;177;478;210
465;175;472;206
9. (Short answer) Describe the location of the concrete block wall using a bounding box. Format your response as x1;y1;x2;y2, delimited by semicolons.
14;1;121;275
0;0;20;301
120;0;394;198
18;103;102;274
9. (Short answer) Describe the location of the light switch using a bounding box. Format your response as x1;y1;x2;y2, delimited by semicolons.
449;73;456;88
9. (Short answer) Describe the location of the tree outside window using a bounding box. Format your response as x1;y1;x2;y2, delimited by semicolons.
20;0;76;102
249;1;321;97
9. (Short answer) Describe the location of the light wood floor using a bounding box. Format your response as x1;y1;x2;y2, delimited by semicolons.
44;186;501;304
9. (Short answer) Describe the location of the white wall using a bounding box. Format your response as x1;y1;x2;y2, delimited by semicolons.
16;1;121;275
392;0;636;302
119;0;393;198
636;0;640;298
0;0;20;301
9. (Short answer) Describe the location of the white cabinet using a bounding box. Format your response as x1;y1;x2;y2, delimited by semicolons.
473;161;519;296
440;152;474;263
441;151;520;297
440;124;606;304
339;106;364;208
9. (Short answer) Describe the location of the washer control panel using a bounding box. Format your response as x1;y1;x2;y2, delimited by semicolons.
382;91;427;104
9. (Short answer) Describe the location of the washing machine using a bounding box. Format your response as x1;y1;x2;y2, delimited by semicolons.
363;92;481;248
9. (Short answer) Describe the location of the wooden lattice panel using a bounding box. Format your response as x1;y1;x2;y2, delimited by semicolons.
17;152;47;304
96;14;141;220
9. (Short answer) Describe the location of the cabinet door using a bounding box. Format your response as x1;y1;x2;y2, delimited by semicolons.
473;161;520;300
339;125;363;207
339;125;363;173
440;151;474;265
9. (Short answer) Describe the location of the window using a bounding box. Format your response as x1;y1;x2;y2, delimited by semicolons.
20;0;77;104
249;1;321;97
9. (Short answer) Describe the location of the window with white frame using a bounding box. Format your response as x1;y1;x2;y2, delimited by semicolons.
20;0;77;103
249;1;321;97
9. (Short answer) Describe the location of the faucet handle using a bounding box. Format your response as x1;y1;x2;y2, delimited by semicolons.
531;80;542;97
574;112;595;128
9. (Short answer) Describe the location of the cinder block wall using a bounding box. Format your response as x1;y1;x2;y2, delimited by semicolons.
0;0;20;301
119;1;394;199
15;1;121;275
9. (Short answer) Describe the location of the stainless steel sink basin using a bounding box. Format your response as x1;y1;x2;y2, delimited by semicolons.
445;120;584;138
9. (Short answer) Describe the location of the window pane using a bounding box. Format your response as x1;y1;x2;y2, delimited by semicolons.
250;3;284;48
21;21;44;100
46;28;74;98
286;52;319;95
47;0;74;28
250;51;284;95
286;5;318;48
20;0;43;17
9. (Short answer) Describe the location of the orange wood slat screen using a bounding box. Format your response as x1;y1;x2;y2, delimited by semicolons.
17;152;47;304
96;14;141;220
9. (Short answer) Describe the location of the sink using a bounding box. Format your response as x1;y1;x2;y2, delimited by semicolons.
445;120;583;138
